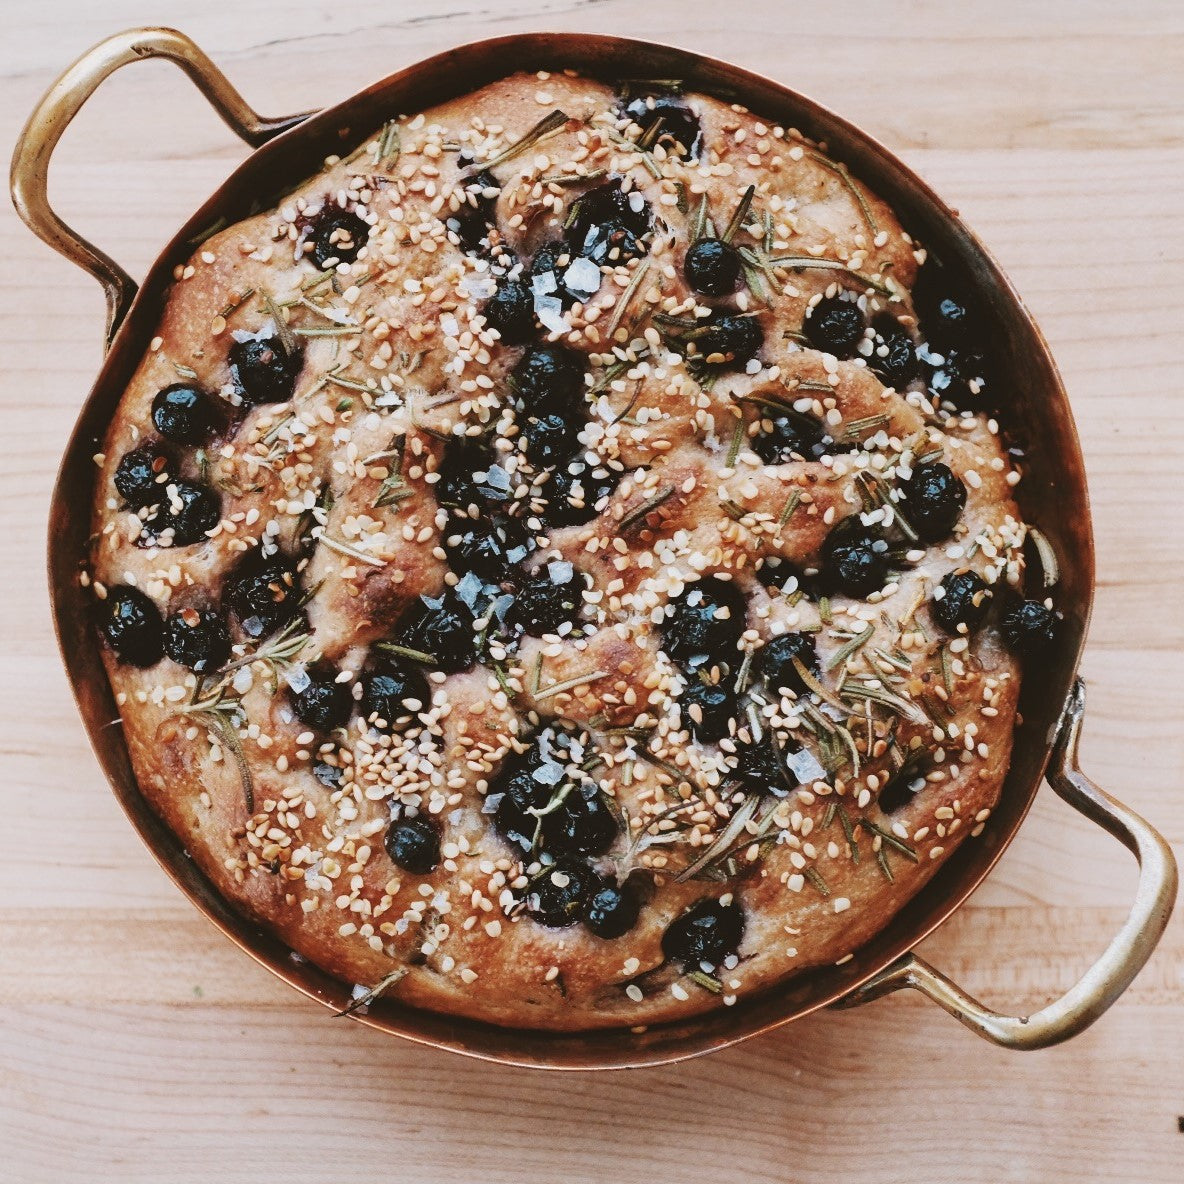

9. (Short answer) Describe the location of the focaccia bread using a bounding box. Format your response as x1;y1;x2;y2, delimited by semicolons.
87;71;1059;1029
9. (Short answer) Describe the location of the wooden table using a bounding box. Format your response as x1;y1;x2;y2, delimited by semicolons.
2;3;1181;1179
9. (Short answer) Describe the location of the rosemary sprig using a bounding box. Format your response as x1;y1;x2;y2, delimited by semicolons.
765;254;893;297
806;151;880;237
858;818;919;862
375;641;438;665
825;623;875;672
776;489;802;534
335;967;409;1018
533;669;607;703
620;485;676;533
468;109;569;173
605;256;652;338
373;120;402;168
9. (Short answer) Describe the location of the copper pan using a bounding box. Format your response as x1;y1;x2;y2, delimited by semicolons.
11;27;1177;1068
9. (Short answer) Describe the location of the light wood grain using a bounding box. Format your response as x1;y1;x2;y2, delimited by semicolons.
1;3;1181;1181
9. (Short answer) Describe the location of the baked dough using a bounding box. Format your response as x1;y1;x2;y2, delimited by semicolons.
88;71;1033;1029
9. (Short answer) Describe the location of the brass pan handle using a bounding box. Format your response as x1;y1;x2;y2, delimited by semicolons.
838;678;1177;1049
9;27;309;345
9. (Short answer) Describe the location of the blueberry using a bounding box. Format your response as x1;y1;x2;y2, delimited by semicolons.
521;413;582;468
680;678;737;742
755;556;817;599
394;591;477;673
114;445;173;508
434;437;509;510
621;92;702;161
804;294;866;358
225;554;302;639
759;632;819;694
492;751;552;852
508;568;587;636
868;315;917;387
385;815;441;875
162;607;230;674
821;518;889;598
1002;599;1061;656
661;898;744;969
98;586;164;667
877;760;928;814
538;459;620;528
924;344;988;406
752;409;833;465
152;384;217;444
692;312;763;367
361;657;430;728
932;570;993;633
898;461;967;542
307;206;370;268
524;860;596;928
511;344;586;416
731;740;790;794
442;513;532;581
229;335;304;405
663;576;747;669
485;278;536;344
914;265;975;348
447;169;499;254
684;238;742;297
564;179;652;263
138;481;220;547
291;662;353;732
541;781;619;858
584;880;641;939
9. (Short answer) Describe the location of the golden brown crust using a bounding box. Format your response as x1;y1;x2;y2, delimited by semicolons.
89;72;1027;1029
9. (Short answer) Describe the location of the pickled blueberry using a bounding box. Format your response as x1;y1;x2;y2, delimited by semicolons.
290;662;353;732
692;312;763;367
225;554;302;639
434;437;510;510
877;759;928;814
229;335;304;405
752;409;834;464
584;880;641;939
662;576;747;669
1002;599;1061;656
361;657;430;729
914;265;975;348
384;815;441;875
622;91;702;160
661;898;745;969
508;567;588;636
524;860;596;928
680;678;737;743
98;585;164;667
510;344;586;416
821;517;890;598
684;238;742;298
539;460;620;528
162;607;230;674
442;513;531;581
541;782;619;858
521;413;582;468
868;315;918;388
394;592;477;673
138;481;220;548
898;461;967;542
114;445;172;508
447;168;499;254
484;277;536;344
307;205;370;268
152;383;217;444
804;294;866;358
564;179;652;263
932;570;993;633
759;632;819;694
